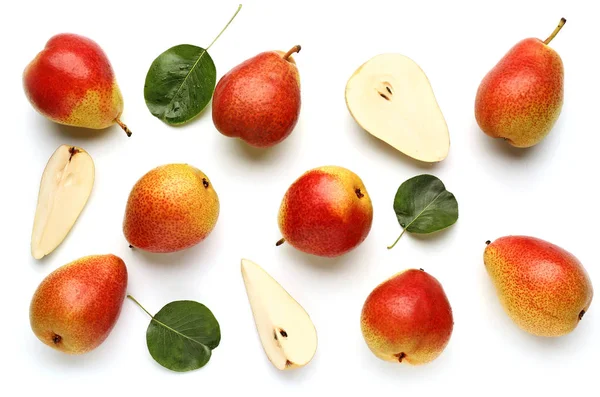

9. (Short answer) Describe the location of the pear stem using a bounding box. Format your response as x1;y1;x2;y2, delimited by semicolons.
115;118;132;137
276;238;286;247
544;18;566;45
283;45;301;61
206;4;242;51
127;294;153;318
387;229;407;250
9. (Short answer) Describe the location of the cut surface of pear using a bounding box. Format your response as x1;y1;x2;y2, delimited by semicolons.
31;145;95;259
345;53;450;163
241;258;317;370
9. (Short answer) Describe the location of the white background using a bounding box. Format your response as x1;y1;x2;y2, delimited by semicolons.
1;0;597;395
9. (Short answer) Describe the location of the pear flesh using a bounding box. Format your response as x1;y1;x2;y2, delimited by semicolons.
31;145;95;259
241;259;317;370
345;53;450;163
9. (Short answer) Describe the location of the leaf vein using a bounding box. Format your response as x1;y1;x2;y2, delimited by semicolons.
163;49;208;120
403;191;445;231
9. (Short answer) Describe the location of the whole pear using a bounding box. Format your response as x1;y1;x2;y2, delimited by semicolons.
475;19;566;147
484;236;593;337
277;166;373;257
123;164;220;253
212;45;301;148
29;254;128;354
360;269;454;365
23;33;131;136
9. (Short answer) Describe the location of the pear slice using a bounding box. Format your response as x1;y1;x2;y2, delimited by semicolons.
345;53;450;163
241;258;317;370
31;145;95;259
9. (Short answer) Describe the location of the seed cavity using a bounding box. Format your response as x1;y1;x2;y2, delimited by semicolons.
68;147;80;162
274;328;288;341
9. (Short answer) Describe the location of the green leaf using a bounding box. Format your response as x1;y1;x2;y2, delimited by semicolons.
143;4;242;125
128;296;221;372
144;45;217;125
388;174;458;249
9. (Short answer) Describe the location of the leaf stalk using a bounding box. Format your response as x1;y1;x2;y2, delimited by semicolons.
387;228;407;250
127;294;154;318
207;4;243;51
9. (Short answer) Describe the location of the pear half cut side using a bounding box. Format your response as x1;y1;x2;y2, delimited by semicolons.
345;53;450;163
31;145;95;259
241;258;318;370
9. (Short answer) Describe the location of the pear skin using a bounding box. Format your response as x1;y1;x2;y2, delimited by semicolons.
277;165;373;257
29;254;128;354
23;33;131;136
484;236;593;337
212;46;301;148
123;164;220;253
360;269;454;365
475;19;566;147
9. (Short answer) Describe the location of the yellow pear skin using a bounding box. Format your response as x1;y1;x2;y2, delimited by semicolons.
484;236;593;337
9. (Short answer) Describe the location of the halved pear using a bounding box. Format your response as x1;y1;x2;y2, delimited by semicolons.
345;53;450;163
31;145;95;259
241;258;318;370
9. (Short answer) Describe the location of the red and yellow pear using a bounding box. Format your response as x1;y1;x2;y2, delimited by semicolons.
484;236;593;337
212;45;302;148
475;18;566;147
29;254;128;354
123;164;220;253
23;33;132;136
360;269;454;365
277;166;373;257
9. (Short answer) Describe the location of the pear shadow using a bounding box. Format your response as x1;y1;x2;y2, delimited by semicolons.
358;342;449;379
49;120;120;141
473;123;545;160
127;235;217;269
491;318;582;358
520;315;594;352
267;357;318;381
31;244;65;268
277;240;368;272
29;205;97;268
28;334;129;370
349;118;441;171
29;344;88;369
226;133;295;163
